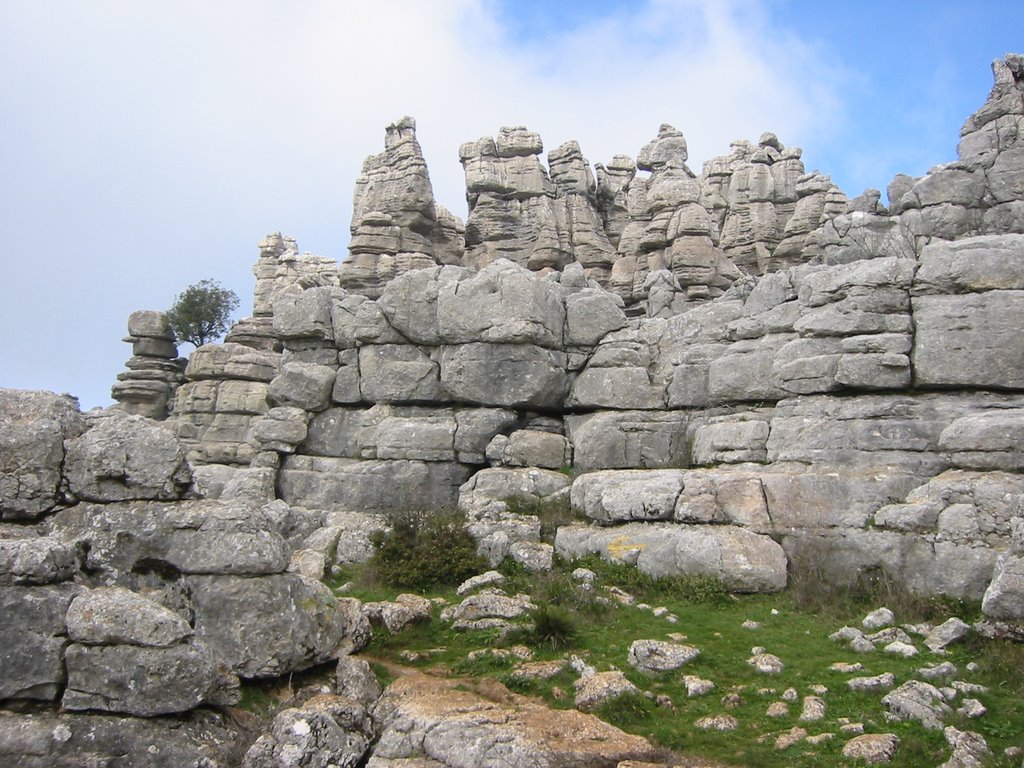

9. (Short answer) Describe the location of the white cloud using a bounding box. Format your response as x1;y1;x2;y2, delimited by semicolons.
0;0;845;408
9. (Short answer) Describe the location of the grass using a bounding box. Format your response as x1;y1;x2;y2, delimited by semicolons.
332;556;1024;768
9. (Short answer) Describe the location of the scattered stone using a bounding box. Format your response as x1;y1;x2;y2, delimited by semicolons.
456;570;506;595
958;699;987;718
243;694;371;768
806;733;834;745
748;652;784;674
867;628;914;646
843;733;900;764
830;662;864;673
940;726;991;768
574;670;641;711
863;607;895;630
571;567;597;586
808;684;829;694
851;636;877;653
841;722;866;734
847;673;896;692
800;695;827;721
335;655;383;708
919;662;959;679
627;639;700;672
775;726;807;750
721;692;744;708
682;675;715;697
952;681;989;696
884;640;919;657
695;714;739;731
782;687;799;702
742;620;761;629
882;680;952;729
509;659;567;681
925;618;971;652
365;594;433;634
766;701;789;717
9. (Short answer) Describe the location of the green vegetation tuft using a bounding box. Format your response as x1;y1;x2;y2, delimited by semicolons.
368;508;486;590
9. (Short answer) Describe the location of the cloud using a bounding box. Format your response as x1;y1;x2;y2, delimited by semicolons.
0;0;845;408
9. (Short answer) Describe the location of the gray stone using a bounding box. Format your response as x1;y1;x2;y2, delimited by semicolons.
842;733;900;764
566;410;690;471
925;618;971;651
288;549;327;580
250;406;309;452
912;292;1024;389
336;655;383;707
982;552;1024;621
555;522;787;592
272;286;337;340
184;342;280;381
573;670;642;712
243;694;371;768
487;429;571;470
62;640;236;716
939;726;991;768
268;362;337;412
564;288;628;346
64;411;190;502
440;343;568;408
279;456;471;512
359;344;445;403
882;680;952;729
50;500;290;577
0;708;246;768
847;672;896;692
187;573;367;678
571;469;684;523
376;414;457;461
365;593;433;634
914;234;1024;294
627;639;700;672
863;607;895;630
66;586;192;647
0;583;80;700
0;535;76;585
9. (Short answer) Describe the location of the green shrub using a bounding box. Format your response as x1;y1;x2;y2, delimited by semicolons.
368;508;486;591
595;691;656;728
523;604;579;651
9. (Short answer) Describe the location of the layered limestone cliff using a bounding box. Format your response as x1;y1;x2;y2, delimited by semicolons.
2;53;1024;767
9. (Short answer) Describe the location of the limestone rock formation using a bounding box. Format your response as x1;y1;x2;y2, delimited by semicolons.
110;310;187;419
342;117;465;297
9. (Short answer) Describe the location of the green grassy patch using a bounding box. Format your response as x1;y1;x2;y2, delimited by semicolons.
333;557;1024;767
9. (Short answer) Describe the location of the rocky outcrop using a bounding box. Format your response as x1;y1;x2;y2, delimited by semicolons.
110;310;187;419
342;117;465;298
369;673;662;767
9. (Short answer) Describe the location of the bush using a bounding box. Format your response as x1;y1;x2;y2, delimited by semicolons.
368;508;486;591
166;278;239;347
523;604;579;651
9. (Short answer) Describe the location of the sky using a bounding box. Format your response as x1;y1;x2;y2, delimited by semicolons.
1;0;1021;410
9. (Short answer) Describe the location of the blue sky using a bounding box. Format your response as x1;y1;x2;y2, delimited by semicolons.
1;0;1021;409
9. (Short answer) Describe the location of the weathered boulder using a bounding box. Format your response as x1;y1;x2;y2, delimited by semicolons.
0;389;85;519
0;583;81;700
555;522;787;592
65;586;192;647
62;639;236;716
440;343;569;408
0;708;247;768
242;694;372;768
0;533;77;585
370;673;661;766
571;469;685;523
186;574;367;678
627;639;700;672
64;411;191;503
49;500;291;578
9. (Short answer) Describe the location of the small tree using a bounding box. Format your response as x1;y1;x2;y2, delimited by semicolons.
166;279;240;347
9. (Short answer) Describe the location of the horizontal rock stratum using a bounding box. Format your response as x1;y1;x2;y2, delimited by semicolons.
1;52;1024;767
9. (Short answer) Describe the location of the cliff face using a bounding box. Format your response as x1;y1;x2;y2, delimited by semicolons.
2;53;1024;766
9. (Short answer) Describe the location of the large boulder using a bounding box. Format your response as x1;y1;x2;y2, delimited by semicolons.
186;574;368;678
440;343;569;408
555;522;787;592
64;411;191;503
369;673;661;767
0;389;85;519
49;500;291;578
0;583;81;700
